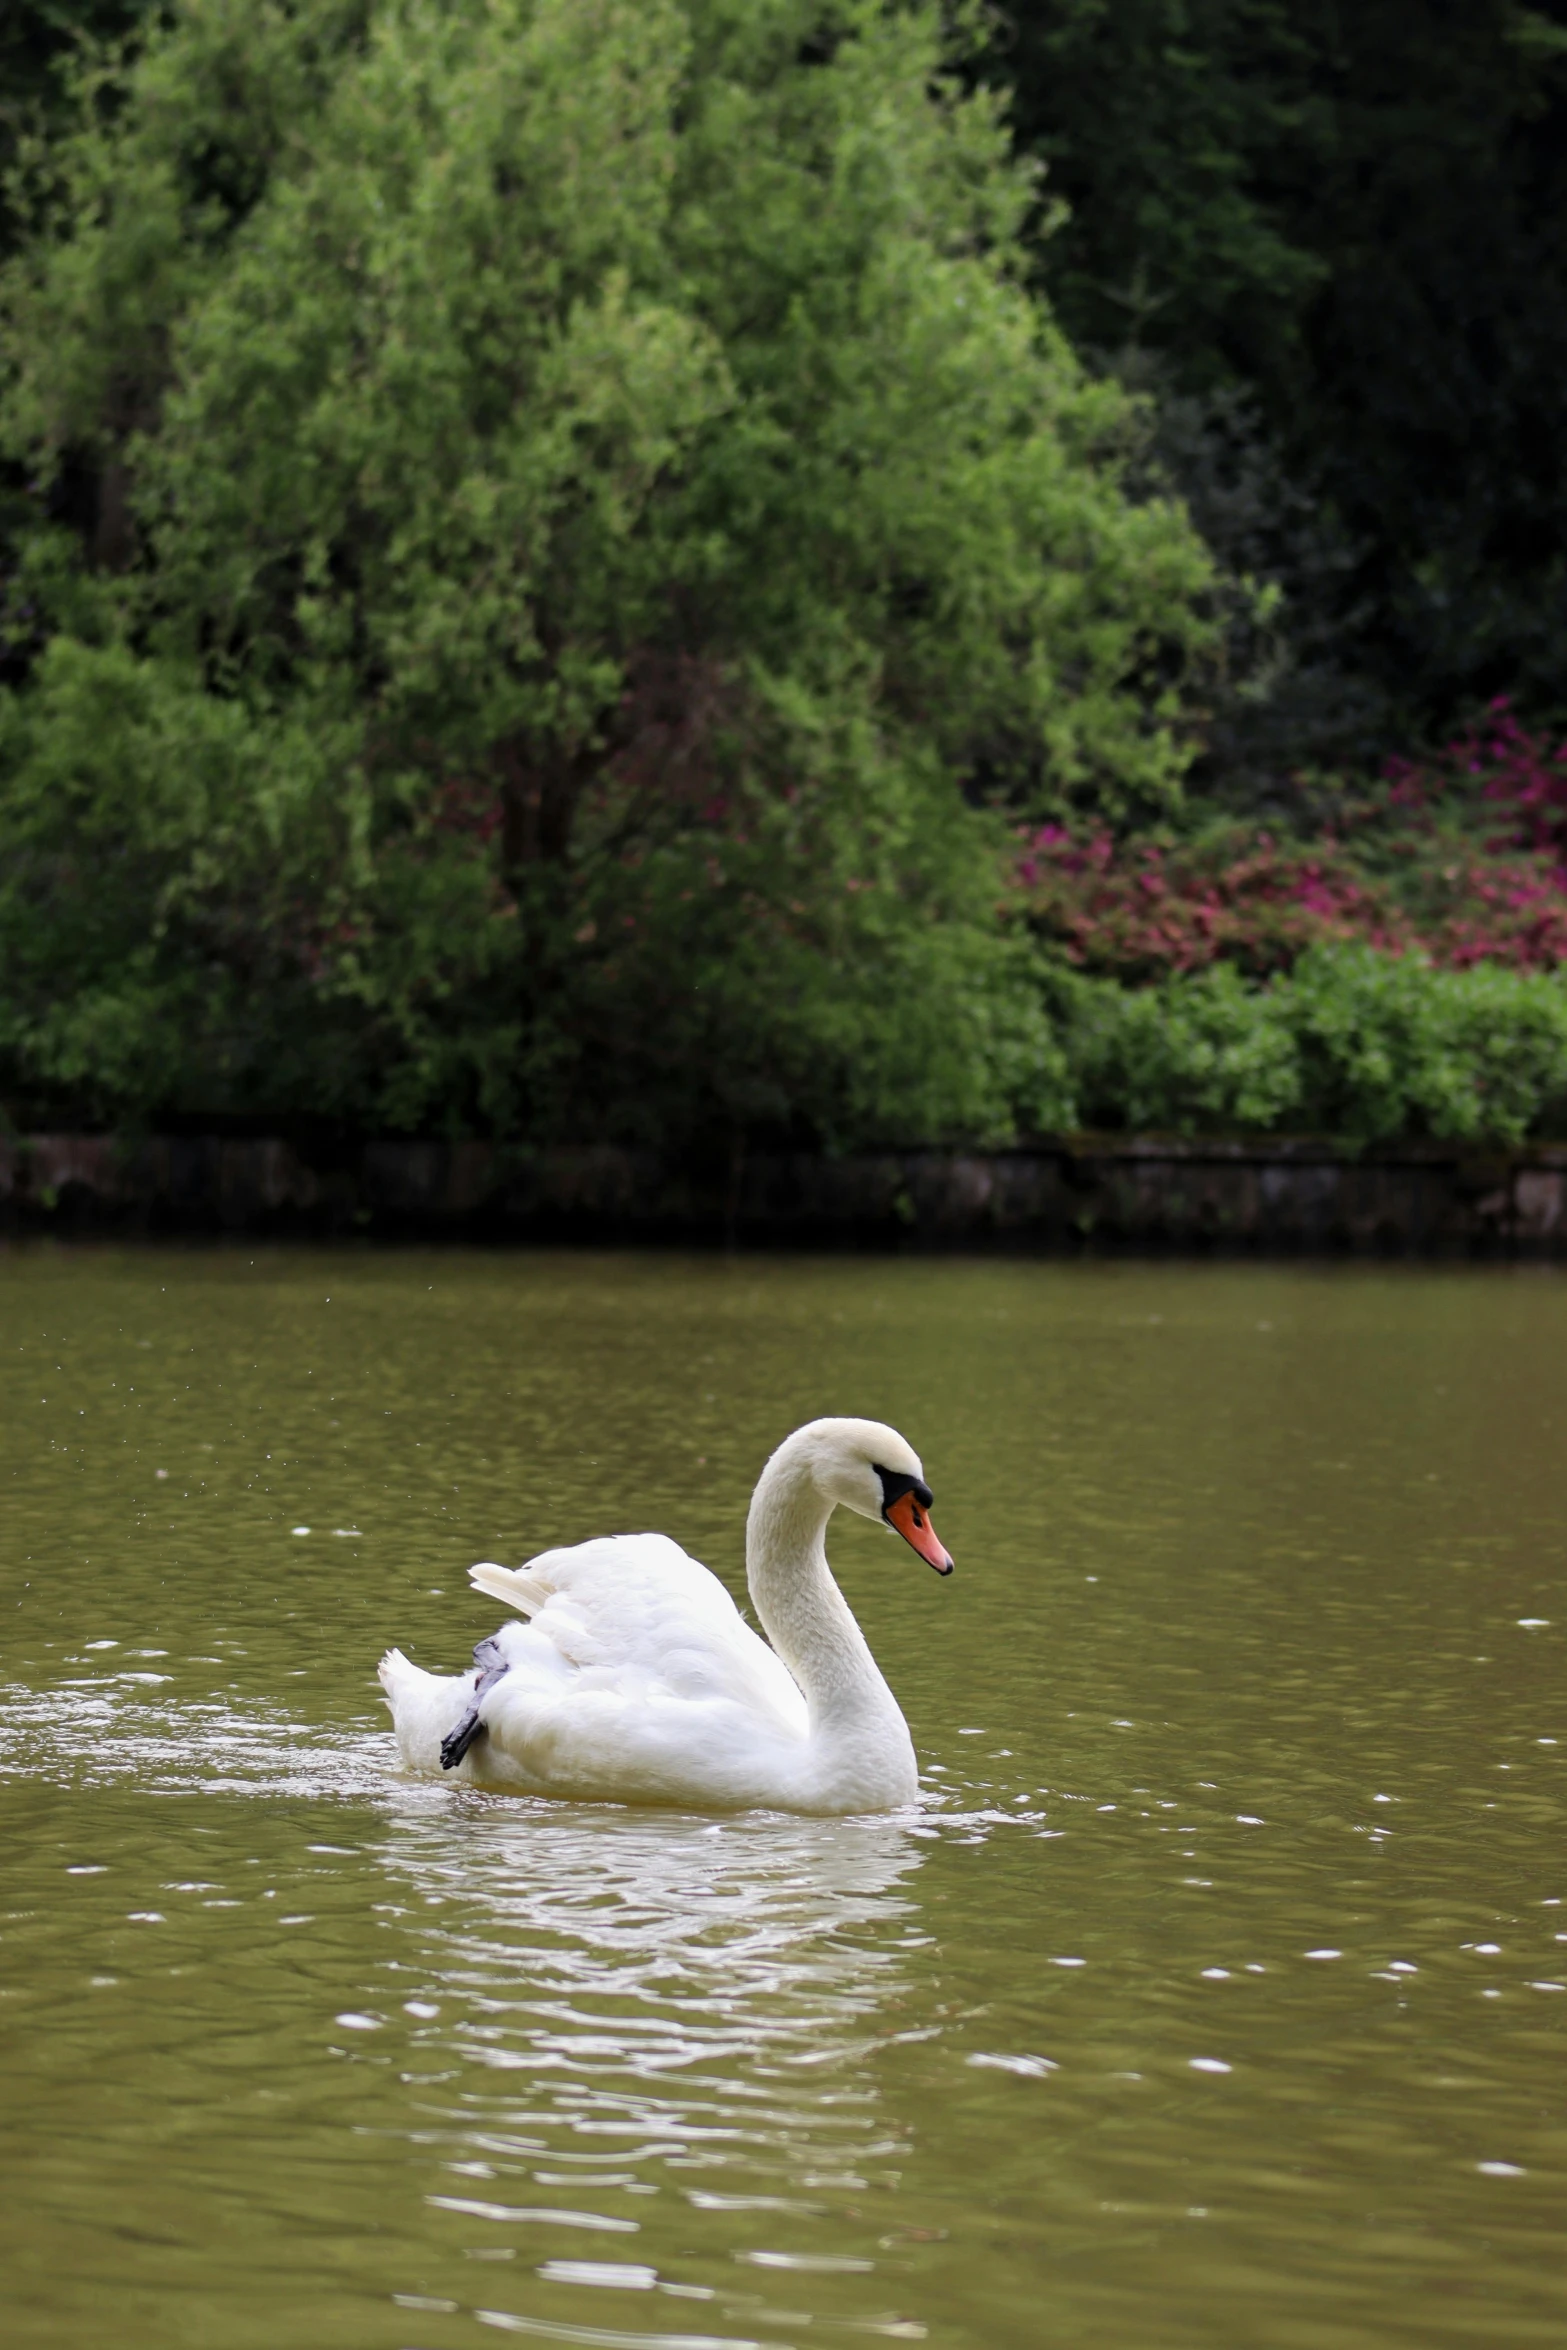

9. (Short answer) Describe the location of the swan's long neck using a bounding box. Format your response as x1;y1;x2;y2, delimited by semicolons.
745;1445;903;1739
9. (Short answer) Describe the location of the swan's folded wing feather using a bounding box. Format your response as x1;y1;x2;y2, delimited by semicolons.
471;1532;806;1733
469;1562;551;1616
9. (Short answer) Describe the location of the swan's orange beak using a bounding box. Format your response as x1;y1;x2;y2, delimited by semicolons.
885;1489;953;1575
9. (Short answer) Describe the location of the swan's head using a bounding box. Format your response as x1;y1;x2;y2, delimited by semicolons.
793;1416;953;1576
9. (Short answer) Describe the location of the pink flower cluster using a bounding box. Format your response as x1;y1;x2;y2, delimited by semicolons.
1384;697;1567;879
1014;826;1412;978
1013;704;1567;979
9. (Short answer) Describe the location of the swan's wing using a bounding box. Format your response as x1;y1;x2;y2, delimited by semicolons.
469;1533;807;1734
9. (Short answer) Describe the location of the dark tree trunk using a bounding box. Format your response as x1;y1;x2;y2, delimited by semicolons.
93;458;135;572
497;738;592;875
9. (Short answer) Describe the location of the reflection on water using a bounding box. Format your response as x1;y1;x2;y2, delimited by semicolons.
380;1802;928;2276
2;1247;1567;2349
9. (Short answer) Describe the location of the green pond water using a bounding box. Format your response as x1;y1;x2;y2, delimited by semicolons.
2;1247;1565;2350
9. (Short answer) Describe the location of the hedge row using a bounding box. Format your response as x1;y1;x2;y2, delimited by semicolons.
1055;946;1567;1147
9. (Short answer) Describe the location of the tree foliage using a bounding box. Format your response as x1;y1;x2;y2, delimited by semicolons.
0;7;159;195
993;0;1567;741
0;0;1211;1144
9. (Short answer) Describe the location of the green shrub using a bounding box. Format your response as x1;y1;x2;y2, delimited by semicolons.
1286;947;1567;1146
1061;945;1567;1145
1061;959;1301;1134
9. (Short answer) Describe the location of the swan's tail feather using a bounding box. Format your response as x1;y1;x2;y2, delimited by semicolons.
378;1646;475;1775
469;1560;549;1616
377;1646;412;1698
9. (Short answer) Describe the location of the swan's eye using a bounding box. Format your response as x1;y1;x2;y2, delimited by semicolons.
874;1464;935;1520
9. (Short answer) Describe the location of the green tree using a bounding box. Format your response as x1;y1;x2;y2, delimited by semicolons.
0;6;164;263
993;0;1567;742
0;0;1213;1146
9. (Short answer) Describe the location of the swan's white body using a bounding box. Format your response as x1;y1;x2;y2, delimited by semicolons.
377;1417;946;1814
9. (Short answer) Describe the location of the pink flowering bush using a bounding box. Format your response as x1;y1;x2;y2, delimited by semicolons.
1017;706;1567;1142
1016;822;1411;978
1016;704;1567;980
1383;699;1567;876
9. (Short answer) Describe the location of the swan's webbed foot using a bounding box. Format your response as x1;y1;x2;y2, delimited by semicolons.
439;1635;511;1772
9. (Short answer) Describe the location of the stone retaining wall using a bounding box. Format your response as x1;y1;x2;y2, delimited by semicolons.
2;1131;1565;1251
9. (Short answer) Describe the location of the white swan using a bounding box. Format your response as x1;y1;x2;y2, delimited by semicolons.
377;1416;953;1814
